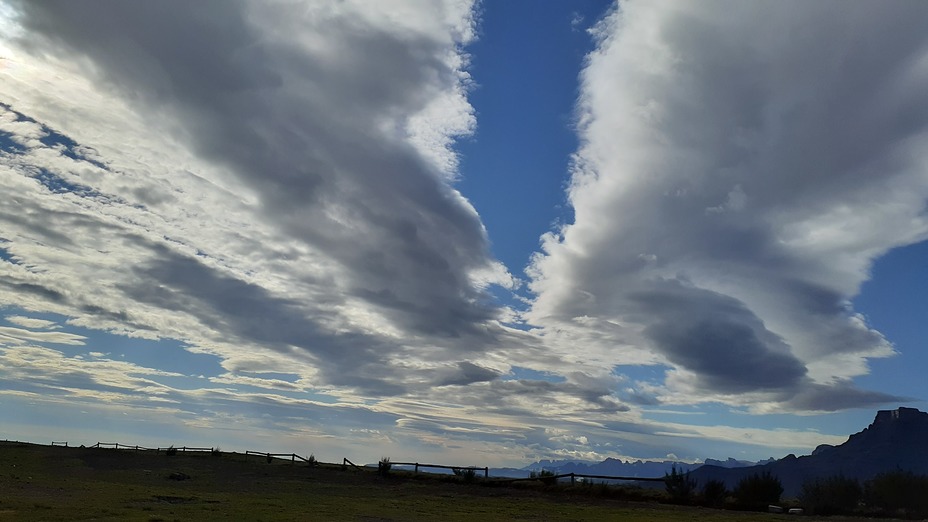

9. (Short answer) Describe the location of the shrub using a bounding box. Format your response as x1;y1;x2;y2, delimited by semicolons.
530;469;558;485
378;457;392;476
307;453;317;467
165;446;177;456
452;467;477;482
211;447;222;457
701;478;728;508
800;475;861;515
733;471;782;510
664;464;696;504
864;470;928;518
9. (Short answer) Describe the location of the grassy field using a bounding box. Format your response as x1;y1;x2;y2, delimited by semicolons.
0;442;892;521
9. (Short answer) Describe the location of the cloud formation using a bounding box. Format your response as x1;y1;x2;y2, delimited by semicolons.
2;0;926;465
527;0;928;410
0;0;517;391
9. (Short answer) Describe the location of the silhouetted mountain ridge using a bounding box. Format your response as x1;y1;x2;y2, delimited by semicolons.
689;407;928;496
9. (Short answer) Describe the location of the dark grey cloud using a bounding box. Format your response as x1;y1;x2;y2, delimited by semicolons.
434;361;501;386
634;280;807;393
784;382;911;413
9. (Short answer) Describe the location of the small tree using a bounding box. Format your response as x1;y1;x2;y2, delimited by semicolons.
733;471;782;510
800;475;861;515
701;478;728;508
378;457;392;476
307;453;317;467
664;464;696;504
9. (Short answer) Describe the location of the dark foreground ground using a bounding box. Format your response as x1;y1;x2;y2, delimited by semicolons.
0;442;896;521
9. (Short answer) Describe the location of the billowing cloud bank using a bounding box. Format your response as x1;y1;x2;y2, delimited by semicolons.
528;0;928;411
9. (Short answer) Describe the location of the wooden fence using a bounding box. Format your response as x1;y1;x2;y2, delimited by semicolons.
90;442;212;452
65;441;668;486
498;472;665;484
245;450;313;463
392;461;489;478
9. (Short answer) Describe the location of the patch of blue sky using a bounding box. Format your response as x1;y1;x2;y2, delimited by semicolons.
506;365;566;383
2;102;106;168
854;239;928;405
32;167;105;198
0;128;26;153
612;364;668;386
642;401;873;442
0;241;18;264
457;0;612;280
239;371;301;383
0;307;225;378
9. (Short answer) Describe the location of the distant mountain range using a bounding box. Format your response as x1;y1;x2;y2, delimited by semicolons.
491;407;928;497
490;455;772;480
690;407;928;496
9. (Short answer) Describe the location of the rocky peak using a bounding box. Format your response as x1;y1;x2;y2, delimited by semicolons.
872;406;926;426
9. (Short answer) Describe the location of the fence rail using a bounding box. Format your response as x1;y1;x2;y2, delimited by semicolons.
90;442;208;452
343;457;362;470
50;441;68;447
496;472;665;484
245;450;313;463
392;461;489;478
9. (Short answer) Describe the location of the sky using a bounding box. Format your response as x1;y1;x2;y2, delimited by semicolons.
1;0;927;468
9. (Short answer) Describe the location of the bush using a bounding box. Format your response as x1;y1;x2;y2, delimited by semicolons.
530;469;558;485
307;453;317;467
864;470;928;518
800;475;861;515
664;465;696;504
701;478;728;508
452;467;477;482
733;471;782;510
378;457;392;476
211;447;222;457
165;446;177;456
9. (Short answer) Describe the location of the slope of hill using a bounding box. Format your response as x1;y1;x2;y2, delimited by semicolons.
689;407;928;496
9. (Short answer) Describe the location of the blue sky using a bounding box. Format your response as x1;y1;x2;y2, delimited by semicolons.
1;0;927;468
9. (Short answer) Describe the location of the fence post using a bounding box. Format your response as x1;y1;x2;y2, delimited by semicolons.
291;454;295;463
414;463;419;474
570;473;575;485
484;467;488;479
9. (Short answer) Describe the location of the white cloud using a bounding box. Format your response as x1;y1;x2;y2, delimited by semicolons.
526;0;928;410
5;315;58;329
